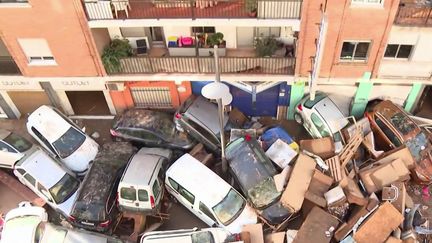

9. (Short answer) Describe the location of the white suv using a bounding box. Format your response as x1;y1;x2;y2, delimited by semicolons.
26;105;99;174
13;148;80;219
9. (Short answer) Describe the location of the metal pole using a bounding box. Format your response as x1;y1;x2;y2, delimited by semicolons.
214;45;228;173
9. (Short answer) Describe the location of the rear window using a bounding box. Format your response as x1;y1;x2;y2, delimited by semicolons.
138;189;149;202
73;202;106;221
191;231;215;243
120;187;136;201
389;112;417;136
3;133;32;152
304;93;326;109
53;127;86;158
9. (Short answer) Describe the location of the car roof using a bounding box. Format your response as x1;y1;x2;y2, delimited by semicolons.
19;149;66;188
41;223;109;243
2;215;42;243
0;129;11;140
27;105;71;142
184;96;228;135
121;148;163;186
225;138;277;190
313;96;348;133
114;109;172;130
74;142;135;206
166;154;231;207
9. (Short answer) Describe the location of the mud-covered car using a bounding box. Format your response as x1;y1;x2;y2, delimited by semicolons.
365;100;432;184
70;142;136;232
111;109;195;150
225;136;292;226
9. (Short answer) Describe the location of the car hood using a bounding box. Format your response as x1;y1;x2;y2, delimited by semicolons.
260;200;292;225
57;189;79;217
225;203;257;234
63;138;99;174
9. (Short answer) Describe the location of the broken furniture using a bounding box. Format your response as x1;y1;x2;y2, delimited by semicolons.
293;207;339;243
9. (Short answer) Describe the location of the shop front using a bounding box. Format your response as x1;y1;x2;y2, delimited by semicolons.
50;80;116;116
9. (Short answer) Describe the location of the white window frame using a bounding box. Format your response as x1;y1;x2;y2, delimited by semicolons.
383;44;414;60
351;0;384;6
18;38;56;66
339;40;372;62
0;0;30;8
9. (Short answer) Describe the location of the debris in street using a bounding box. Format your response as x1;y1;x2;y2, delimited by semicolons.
293;207;339;243
299;137;335;160
265;139;297;169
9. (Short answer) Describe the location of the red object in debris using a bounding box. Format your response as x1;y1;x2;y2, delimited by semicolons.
422;186;430;200
109;129;118;136
99;220;111;228
245;134;252;141
68;215;76;222
150;196;155;208
175;113;182;119
297;104;303;111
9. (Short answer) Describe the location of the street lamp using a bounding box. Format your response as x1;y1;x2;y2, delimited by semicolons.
201;45;232;173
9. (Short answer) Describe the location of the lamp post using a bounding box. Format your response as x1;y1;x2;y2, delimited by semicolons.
201;45;232;173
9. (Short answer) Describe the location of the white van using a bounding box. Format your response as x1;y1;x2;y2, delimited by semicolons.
118;147;172;214
165;154;257;233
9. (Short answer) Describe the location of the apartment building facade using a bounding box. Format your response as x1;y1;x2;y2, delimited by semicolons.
0;0;430;119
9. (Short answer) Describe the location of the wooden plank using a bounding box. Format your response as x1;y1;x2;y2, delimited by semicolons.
353;202;404;243
308;169;333;196
325;156;343;181
293;207;339;243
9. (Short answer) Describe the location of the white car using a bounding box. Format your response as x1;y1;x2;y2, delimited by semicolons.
27;105;99;174
294;92;348;142
0;129;35;169
141;228;239;243
1;203;123;243
13;148;80;219
165;154;257;233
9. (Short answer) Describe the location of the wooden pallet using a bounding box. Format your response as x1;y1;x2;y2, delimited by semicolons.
339;127;363;168
325;156;343;182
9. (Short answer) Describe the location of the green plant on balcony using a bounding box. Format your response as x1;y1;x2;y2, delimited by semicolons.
206;32;226;48
102;38;133;73
245;0;257;17
255;36;279;57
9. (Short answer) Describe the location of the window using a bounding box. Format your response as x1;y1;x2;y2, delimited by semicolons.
168;178;179;191
375;117;402;147
199;202;217;222
351;0;383;4
18;39;55;65
152;180;161;199
120;187;136;201
24;173;36;186
52;127;86;158
3;133;32;152
138;189;149;202
384;44;413;59
16;168;26;175
120;128;161;142
31;127;56;154
192;27;215;35
49;174;79;204
0;141;15;153
340;41;370;61
256;27;281;38
185;117;219;145
179;187;195;204
311;113;331;137
0;0;28;2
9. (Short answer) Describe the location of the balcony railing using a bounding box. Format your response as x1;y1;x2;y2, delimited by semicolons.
106;56;295;75
395;3;432;26
83;0;302;20
0;57;21;75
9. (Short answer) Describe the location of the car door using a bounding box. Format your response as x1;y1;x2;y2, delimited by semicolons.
0;141;22;168
166;177;199;218
197;201;218;227
310;113;331;138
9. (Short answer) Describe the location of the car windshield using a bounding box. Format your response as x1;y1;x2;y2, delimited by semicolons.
304;93;326;109
406;132;429;162
72;202;105;222
389;112;417;136
4;133;32;152
212;189;245;225
52;127;86;158
49;174;79;204
191;231;215;243
247;177;280;208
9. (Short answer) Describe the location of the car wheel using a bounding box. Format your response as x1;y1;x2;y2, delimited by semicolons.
294;113;303;124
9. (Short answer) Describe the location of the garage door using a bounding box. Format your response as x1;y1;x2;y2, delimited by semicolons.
7;91;51;116
130;87;172;108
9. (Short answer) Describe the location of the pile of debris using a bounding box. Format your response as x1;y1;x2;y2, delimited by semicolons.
232;117;431;243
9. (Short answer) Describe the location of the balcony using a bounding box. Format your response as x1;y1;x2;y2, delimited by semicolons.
83;0;302;20
0;57;21;75
395;2;432;26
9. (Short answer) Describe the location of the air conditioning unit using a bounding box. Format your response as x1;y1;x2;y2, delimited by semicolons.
106;83;125;91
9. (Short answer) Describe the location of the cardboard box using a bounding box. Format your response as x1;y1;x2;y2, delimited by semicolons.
359;159;410;194
376;146;415;170
324;186;346;206
293;207;339;243
242;224;264;243
299;137;335;160
309;169;334;196
343;177;368;206
266;139;297;169
264;232;285;243
353;202;404;243
281;154;316;212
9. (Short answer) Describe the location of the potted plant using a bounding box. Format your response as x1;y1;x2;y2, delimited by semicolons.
101;38;133;73
245;0;257;17
198;32;226;56
206;32;225;47
254;36;279;57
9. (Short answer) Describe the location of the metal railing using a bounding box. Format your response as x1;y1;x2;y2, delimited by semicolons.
107;56;295;75
0;57;21;75
83;0;302;20
395;3;432;26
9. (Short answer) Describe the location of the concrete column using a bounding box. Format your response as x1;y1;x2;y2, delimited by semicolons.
0;91;20;119
55;90;75;115
350;72;373;119
287;80;305;120
404;83;423;113
103;89;117;115
39;82;66;112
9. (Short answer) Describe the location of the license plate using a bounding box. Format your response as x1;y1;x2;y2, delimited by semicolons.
81;221;95;226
